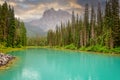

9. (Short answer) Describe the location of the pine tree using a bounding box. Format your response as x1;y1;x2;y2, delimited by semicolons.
104;0;113;48
1;1;9;41
67;20;72;45
0;5;2;42
79;18;84;47
90;5;96;46
97;2;103;36
71;11;76;44
75;14;80;48
111;0;120;47
55;25;59;45
7;7;16;47
0;2;27;47
21;22;27;46
83;4;89;46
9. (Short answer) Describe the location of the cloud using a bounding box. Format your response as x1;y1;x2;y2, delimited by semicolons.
0;0;16;6
77;0;106;8
14;0;84;22
0;0;106;22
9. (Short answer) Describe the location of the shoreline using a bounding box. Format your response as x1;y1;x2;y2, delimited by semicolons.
0;56;17;70
26;46;120;56
0;46;120;56
0;53;15;68
0;47;27;53
48;47;120;56
0;46;119;70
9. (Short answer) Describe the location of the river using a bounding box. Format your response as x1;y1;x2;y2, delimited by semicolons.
0;48;120;80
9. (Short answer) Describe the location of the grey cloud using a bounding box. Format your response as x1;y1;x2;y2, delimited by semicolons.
1;0;107;22
77;0;106;7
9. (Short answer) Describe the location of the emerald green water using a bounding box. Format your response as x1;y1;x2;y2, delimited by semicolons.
0;48;120;80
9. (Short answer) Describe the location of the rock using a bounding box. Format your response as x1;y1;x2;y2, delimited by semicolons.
0;53;15;67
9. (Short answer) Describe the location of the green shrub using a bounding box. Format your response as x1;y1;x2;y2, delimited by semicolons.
111;47;120;53
65;44;77;50
79;45;109;53
15;44;22;48
79;46;87;51
0;42;6;48
90;45;109;53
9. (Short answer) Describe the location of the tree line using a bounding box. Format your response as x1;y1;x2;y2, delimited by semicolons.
27;36;47;46
0;2;27;48
47;0;120;50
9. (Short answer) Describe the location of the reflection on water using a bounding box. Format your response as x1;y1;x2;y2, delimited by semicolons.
0;49;120;80
21;68;41;80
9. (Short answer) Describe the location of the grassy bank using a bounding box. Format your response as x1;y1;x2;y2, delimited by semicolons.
25;45;120;55
0;47;26;53
42;44;120;55
62;44;120;54
0;45;120;55
0;46;50;53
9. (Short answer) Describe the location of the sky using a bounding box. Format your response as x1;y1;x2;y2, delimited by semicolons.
0;0;106;22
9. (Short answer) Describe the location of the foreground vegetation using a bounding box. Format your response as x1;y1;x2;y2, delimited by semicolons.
64;44;120;54
0;45;120;57
0;47;26;53
26;45;120;55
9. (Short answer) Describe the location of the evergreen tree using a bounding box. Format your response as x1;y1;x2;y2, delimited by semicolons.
111;0;120;47
67;20;72;45
90;5;96;46
0;2;27;47
104;0;114;48
83;4;89;46
7;8;16;47
71;11;75;44
97;2;103;36
20;22;27;46
1;1;8;41
0;5;2;42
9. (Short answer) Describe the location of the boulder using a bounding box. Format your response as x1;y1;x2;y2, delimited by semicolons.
0;53;15;66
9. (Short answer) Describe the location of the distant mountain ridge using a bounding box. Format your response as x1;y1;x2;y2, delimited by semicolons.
25;8;71;37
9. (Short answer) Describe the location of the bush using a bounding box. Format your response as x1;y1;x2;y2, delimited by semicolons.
79;46;87;51
79;45;109;53
111;47;120;53
89;45;109;53
0;42;6;48
65;44;77;50
15;44;22;48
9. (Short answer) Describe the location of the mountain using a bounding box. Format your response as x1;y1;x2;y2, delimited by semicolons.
25;23;46;37
25;8;71;37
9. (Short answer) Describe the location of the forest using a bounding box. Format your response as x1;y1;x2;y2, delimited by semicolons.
0;2;26;48
47;0;120;53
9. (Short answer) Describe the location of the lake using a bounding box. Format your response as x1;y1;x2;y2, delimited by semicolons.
0;48;120;80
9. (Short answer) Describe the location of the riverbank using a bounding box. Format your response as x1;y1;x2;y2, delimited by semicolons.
27;46;120;56
0;47;24;69
0;45;119;69
0;53;15;69
0;47;26;53
0;57;17;70
0;46;120;56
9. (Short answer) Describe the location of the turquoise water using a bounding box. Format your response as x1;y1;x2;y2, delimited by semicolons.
0;48;120;80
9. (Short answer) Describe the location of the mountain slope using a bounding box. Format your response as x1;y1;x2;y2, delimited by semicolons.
25;8;71;37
